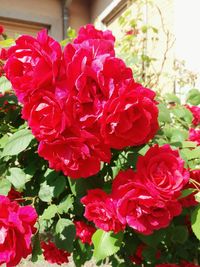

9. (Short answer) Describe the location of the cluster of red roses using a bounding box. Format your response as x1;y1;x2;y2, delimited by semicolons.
82;144;190;235
4;24;159;178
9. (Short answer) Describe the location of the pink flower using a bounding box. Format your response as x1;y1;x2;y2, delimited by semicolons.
4;29;62;103
81;189;125;233
189;128;200;145
112;170;182;235
100;83;159;149
0;195;37;266
136;144;189;199
41;241;70;265
0;25;4;35
186;105;200;126
74;220;96;245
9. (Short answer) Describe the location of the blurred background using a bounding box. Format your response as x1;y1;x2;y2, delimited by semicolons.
0;0;199;97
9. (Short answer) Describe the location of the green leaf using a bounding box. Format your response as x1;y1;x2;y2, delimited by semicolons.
57;194;74;214
41;204;58;220
73;240;92;267
0;38;15;48
172;107;193;124
138;229;165;247
158;103;171;123
38;181;54;202
31;233;43;262
171;226;188;244
92;229;123;262
179;188;196;199
6;167;30;190
44;169;66;198
138;144;150;156
195;192;200;203
182;141;197;148
0;179;11;195
170;129;188;143
165;93;181;104
186;89;200;105
191;205;200;240
181;147;200;161
0;77;12;94
1;129;34;157
142;246;157;262
55;218;76;253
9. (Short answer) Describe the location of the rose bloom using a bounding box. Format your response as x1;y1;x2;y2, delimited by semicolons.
0;25;4;35
7;188;23;203
112;169;182;235
73;24;115;57
62;43;133;134
185;105;200;126
189;128;200;145
81;189;125;233
41;241;70;265
38;133;111;178
136;144;189;199
100;83;159;149
4;29;62;103
74;220;96;245
0;195;37;266
22;89;71;142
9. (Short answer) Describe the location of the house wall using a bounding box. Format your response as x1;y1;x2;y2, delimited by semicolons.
68;0;91;32
0;0;63;40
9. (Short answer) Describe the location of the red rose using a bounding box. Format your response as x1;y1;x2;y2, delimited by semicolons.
74;220;96;245
7;188;23;203
74;24;115;57
0;25;4;35
41;241;70;265
74;24;115;44
189;128;200;145
22;89;70;142
112;169;182;235
0;195;37;266
136;144;189;199
38;136;110;178
81;189;124;233
4;29;62;103
101;83;159;149
186;105;200;126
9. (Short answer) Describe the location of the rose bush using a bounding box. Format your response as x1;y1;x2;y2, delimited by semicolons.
0;21;200;267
